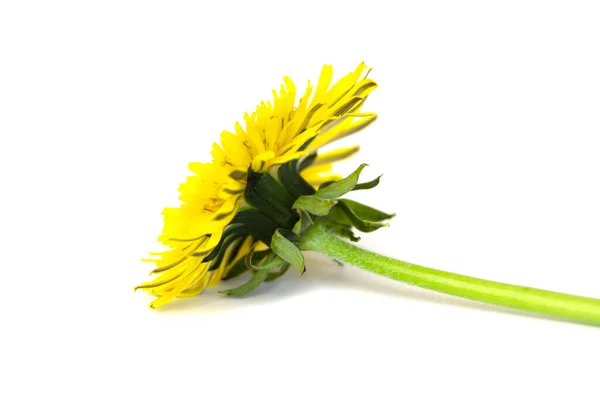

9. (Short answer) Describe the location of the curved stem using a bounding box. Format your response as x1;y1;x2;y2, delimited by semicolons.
300;222;600;325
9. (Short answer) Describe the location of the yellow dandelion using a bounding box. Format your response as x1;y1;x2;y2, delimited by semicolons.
137;62;378;308
136;63;600;326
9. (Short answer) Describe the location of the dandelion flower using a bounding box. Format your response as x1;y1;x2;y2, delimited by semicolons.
136;63;600;326
137;63;377;308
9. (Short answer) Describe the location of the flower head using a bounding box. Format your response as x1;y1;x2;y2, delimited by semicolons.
137;63;379;308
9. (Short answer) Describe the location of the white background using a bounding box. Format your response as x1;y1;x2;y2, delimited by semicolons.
2;1;600;399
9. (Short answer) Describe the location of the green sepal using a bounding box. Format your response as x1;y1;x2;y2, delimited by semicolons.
219;269;269;296
298;154;317;171
245;249;286;271
315;163;368;199
293;195;337;216
327;221;361;242
327;201;353;224
265;264;290;282
292;207;314;235
245;169;297;229
222;249;271;279
318;181;335;190
278;159;316;198
335;201;389;233
339;199;395;222
353;174;382;191
230;208;280;243
205;209;278;266
271;229;305;275
205;232;246;267
318;168;381;193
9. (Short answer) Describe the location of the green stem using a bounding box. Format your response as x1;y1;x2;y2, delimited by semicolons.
300;222;600;325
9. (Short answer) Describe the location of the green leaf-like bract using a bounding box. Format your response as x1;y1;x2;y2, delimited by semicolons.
339;199;395;222
353;174;382;191
271;229;305;274
245;249;287;271
265;264;291;282
245;169;298;229
220;270;269;296
335;201;389;233
293;207;314;235
327;221;361;242
315;163;368;199
293;195;337;216
278;159;316;198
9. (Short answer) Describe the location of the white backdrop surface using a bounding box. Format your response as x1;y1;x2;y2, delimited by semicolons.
1;1;599;399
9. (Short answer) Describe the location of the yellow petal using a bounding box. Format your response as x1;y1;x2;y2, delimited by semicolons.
251;151;275;171
300;163;342;186
310;64;333;107
149;262;210;308
178;273;211;297
267;150;309;169
325;62;366;108
220;130;252;167
307;113;377;151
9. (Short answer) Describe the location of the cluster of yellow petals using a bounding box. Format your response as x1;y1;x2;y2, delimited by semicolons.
138;62;378;308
